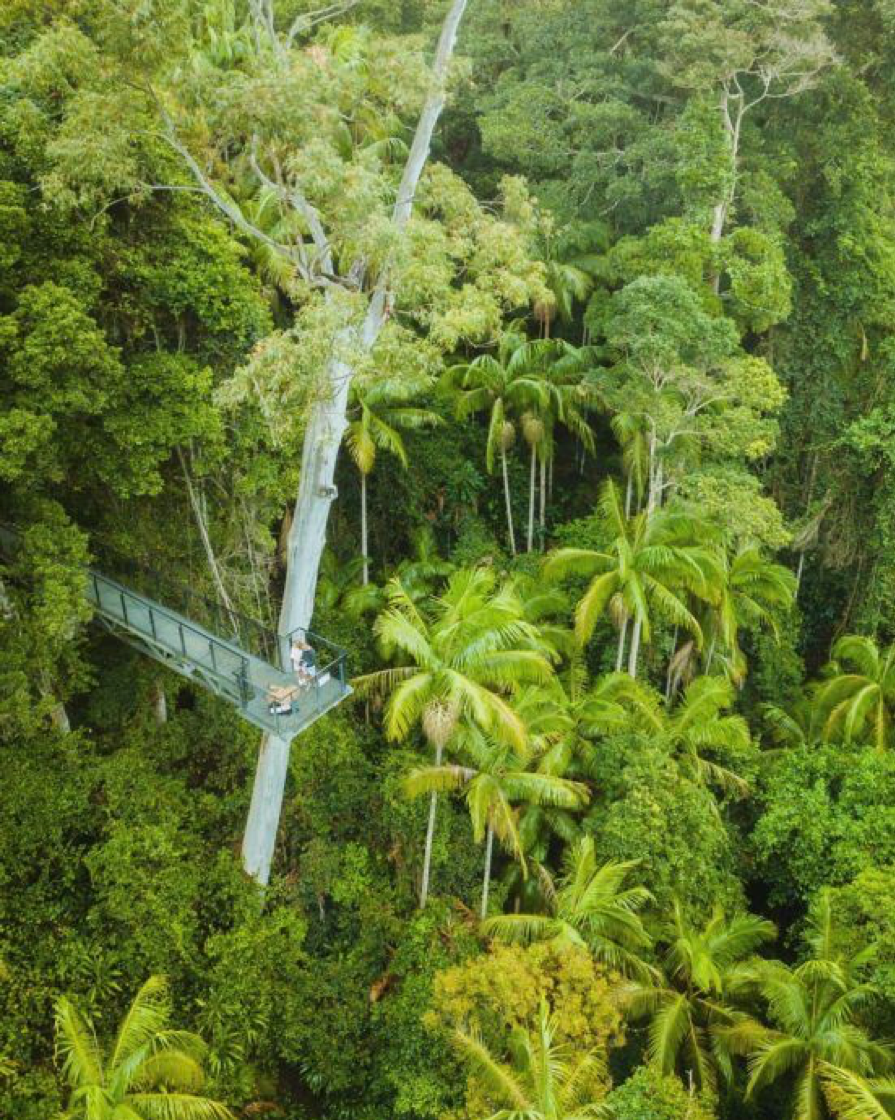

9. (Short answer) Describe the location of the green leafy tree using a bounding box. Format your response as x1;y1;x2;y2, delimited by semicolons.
598;1065;717;1120
483;835;654;981
54;975;233;1120
404;723;589;919
357;567;555;906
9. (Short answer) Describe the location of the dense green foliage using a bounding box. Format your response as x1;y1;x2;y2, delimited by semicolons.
4;2;895;1119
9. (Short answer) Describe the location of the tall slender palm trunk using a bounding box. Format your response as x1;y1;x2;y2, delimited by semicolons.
539;456;547;543
480;824;494;920
360;470;369;585
616;617;628;672
665;626;679;700
527;446;536;552
627;618;642;679
419;739;444;907
501;447;517;555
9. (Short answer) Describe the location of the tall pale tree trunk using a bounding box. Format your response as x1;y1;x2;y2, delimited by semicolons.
794;551;806;598
500;447;517;556
480;823;494;920
152;679;167;724
627;617;642;679
242;0;470;886
360;470;369;585
49;698;71;733
709;89;744;292
539;456;547;543
419;738;444;908
616;616;628;672
527;445;536;552
665;626;679;700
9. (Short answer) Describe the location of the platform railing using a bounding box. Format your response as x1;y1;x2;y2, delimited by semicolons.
1;523;349;738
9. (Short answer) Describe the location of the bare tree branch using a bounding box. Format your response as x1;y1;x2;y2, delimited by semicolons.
285;1;363;48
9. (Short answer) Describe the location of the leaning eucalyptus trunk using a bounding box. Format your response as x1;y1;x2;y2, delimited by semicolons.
241;0;471;886
500;446;517;556
152;679;167;725
49;698;71;733
665;626;679;700
480;824;494;920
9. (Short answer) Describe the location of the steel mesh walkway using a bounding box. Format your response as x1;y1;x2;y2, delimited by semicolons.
1;527;351;741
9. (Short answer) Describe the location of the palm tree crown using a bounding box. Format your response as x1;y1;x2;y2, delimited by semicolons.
546;480;723;676
452;1002;609;1120
404;722;589;918
723;893;892;1120
815;635;895;752
54;975;233;1120
449;332;556;555
345;373;440;584
627;901;776;1093
356;567;557;905
483;835;655;981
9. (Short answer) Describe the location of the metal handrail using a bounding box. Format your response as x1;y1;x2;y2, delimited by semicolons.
0;522;347;676
87;568;253;696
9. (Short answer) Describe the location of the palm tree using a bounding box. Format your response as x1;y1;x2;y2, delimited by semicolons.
532;347;601;548
707;546;796;681
54;975;233;1120
723;893;892;1120
483;835;654;981
355;567;556;906
627;901;776;1093
345;376;440;584
452;1002;609;1120
617;675;752;798
404;724;589;919
533;220;607;340
545;481;722;677
821;1064;895;1119
342;525;454;619
815;635;895;752
611;411;649;517
449;333;553;555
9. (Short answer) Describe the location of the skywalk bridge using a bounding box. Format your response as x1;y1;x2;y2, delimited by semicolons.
0;527;350;741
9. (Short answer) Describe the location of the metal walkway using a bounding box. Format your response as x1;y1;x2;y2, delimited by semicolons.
1;528;351;741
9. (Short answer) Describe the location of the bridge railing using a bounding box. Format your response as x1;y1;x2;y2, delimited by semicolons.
88;546;346;676
0;524;347;696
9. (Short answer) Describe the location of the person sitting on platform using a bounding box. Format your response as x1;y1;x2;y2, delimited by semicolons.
267;683;297;716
